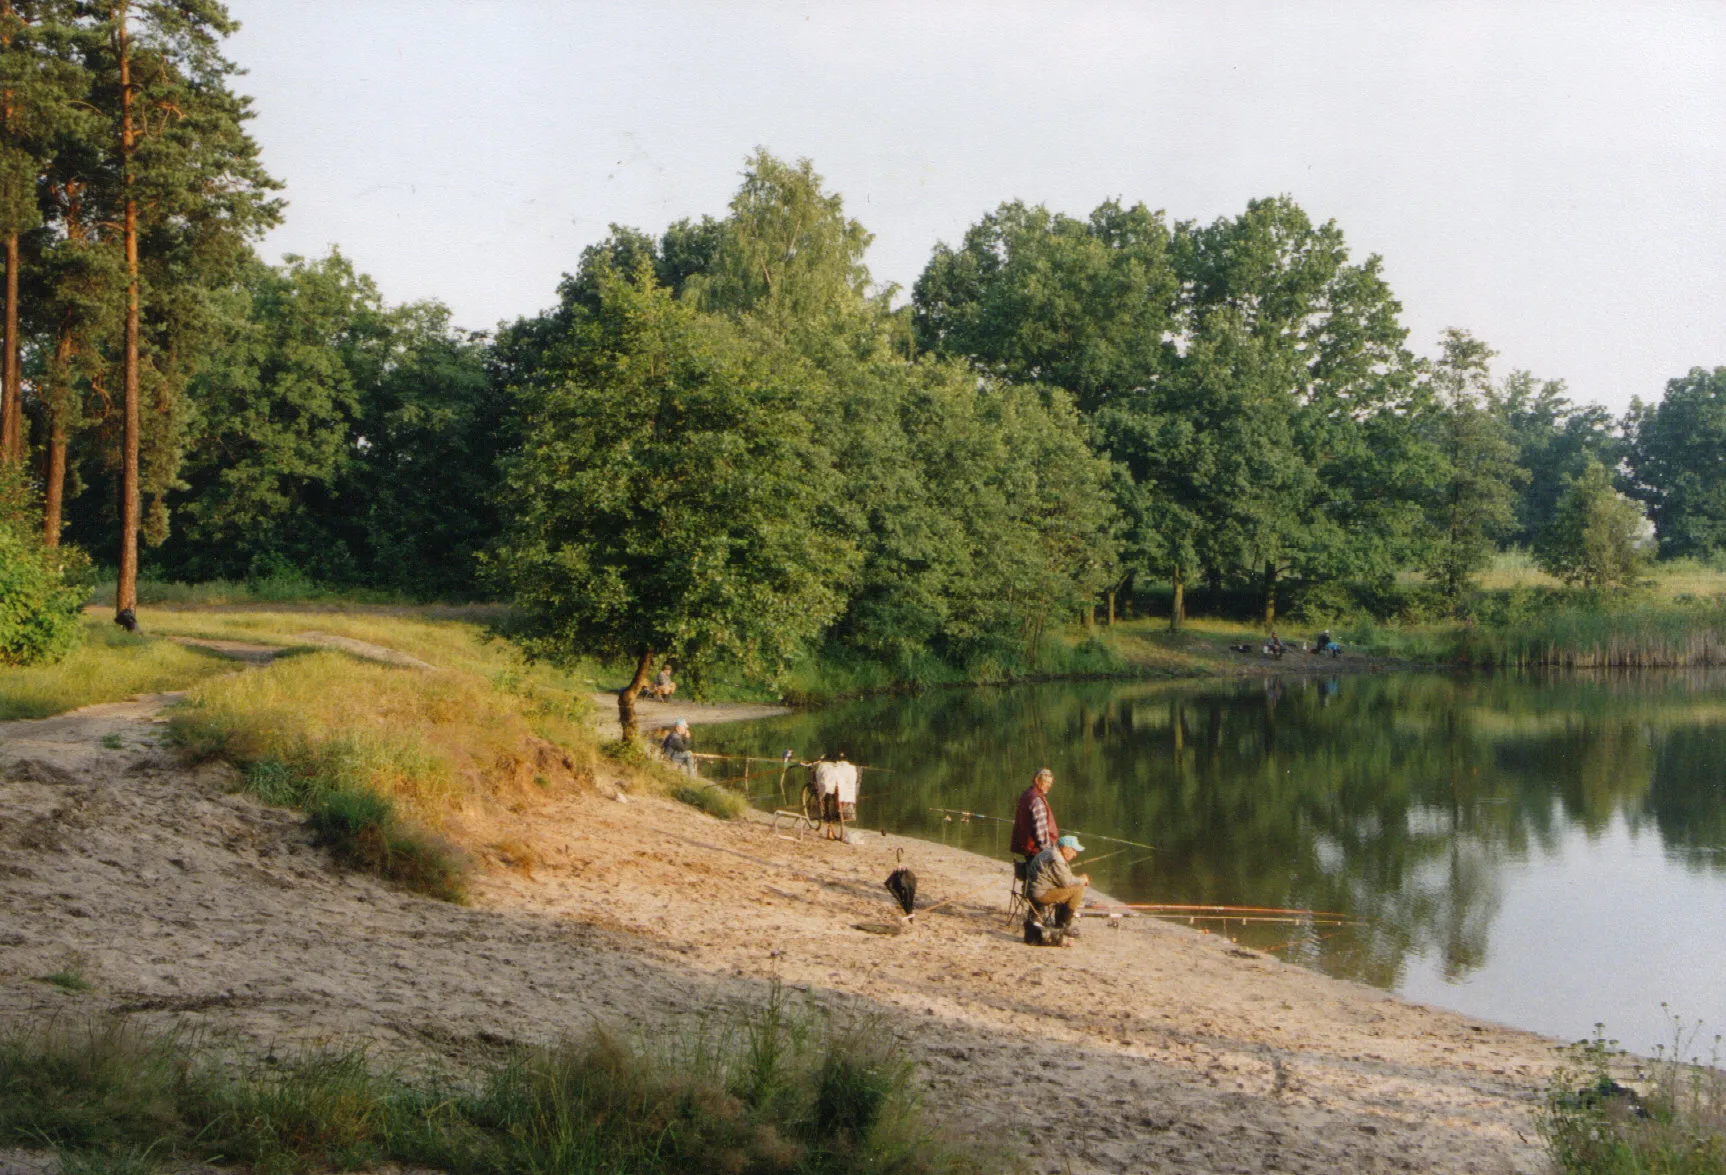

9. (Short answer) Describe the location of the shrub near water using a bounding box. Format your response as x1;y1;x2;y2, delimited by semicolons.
1543;1023;1726;1175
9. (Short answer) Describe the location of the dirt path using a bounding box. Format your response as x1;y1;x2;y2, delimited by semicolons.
0;686;1561;1174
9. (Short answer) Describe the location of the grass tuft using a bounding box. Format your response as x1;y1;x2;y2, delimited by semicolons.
0;1005;1000;1175
673;782;749;820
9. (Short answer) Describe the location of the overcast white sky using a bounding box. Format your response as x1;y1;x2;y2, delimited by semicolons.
225;0;1724;414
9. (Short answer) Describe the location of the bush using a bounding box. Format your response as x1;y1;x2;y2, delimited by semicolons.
673;782;749;820
0;525;87;667
1542;1021;1726;1174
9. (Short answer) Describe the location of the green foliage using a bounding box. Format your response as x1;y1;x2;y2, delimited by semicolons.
1537;457;1649;590
0;467;86;666
491;262;856;687
673;782;749;820
1419;330;1526;609
913;198;1178;414
922;192;1431;626
156;253;499;595
1627;366;1726;559
1542;1022;1726;1175
0;1007;995;1175
1488;369;1623;548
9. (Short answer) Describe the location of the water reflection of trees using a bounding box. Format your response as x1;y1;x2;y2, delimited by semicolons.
703;671;1726;988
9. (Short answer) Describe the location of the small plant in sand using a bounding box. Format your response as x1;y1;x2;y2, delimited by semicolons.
1542;1014;1726;1175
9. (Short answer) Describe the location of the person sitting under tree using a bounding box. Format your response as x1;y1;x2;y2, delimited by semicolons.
1026;835;1090;942
660;718;696;776
647;663;677;700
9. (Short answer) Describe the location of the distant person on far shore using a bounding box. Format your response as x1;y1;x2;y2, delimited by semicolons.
649;663;677;701
1012;768;1060;859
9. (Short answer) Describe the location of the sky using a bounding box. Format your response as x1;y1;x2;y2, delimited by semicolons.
224;0;1725;415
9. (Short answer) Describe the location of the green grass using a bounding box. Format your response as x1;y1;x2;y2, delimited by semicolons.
34;970;91;993
1543;1021;1726;1174
0;1002;1000;1175
164;614;604;901
86;572;423;607
0;618;239;720
673;781;751;819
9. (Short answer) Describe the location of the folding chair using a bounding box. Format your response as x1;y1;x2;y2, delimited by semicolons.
1006;854;1033;925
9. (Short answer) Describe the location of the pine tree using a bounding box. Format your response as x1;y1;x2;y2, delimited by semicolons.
1;0;87;465
97;0;279;623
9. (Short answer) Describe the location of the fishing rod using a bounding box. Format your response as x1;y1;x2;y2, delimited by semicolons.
1137;913;1359;926
1063;829;1155;853
929;807;1014;825
924;808;1152;853
1095;901;1352;919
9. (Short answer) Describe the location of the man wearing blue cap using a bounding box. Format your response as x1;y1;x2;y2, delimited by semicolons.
1026;834;1090;939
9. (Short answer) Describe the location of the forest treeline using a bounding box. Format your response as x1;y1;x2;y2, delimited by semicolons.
4;4;1726;702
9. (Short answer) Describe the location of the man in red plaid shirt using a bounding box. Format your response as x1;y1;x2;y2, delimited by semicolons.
1011;768;1059;859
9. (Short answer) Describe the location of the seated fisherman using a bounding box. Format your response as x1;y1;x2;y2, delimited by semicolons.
660;718;696;777
1026;835;1090;939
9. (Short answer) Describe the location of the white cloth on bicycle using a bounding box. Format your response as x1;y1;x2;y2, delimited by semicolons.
814;760;859;803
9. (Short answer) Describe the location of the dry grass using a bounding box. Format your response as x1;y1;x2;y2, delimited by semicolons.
0;618;238;720
162;614;602;899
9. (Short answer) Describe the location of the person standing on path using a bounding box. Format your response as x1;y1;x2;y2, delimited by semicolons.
1011;767;1060;859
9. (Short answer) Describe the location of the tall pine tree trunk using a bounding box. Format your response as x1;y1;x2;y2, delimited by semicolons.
1263;561;1278;628
1;2;18;465
42;327;72;547
116;1;140;622
1;233;17;463
1169;567;1184;632
617;648;655;741
1105;588;1116;627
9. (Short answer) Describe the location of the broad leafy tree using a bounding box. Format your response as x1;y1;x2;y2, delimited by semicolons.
164;252;389;580
1487;370;1621;547
1624;366;1726;557
1534;456;1646;589
491;267;857;738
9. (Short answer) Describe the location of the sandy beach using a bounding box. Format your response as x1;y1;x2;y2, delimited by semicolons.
0;692;1560;1173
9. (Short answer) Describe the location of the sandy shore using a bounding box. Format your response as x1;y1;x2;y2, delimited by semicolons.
0;693;1559;1173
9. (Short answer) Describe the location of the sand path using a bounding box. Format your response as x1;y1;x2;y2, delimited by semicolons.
0;688;1558;1173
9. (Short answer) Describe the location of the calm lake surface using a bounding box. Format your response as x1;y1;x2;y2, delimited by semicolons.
702;671;1726;1058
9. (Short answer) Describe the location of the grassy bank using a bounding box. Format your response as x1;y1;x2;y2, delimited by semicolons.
0;618;239;719
0;1001;995;1175
164;618;603;902
1543;1025;1726;1174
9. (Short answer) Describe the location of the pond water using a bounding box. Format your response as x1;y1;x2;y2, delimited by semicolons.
701;671;1726;1058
